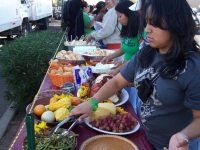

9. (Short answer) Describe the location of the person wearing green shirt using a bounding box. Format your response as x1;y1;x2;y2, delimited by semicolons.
82;1;95;36
101;0;146;70
101;0;146;115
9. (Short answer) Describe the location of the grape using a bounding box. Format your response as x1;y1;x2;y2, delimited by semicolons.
119;123;124;129
89;113;138;133
106;126;111;131
126;126;130;131
112;129;117;132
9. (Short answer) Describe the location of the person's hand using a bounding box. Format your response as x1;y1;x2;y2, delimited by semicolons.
163;132;189;150
86;34;93;42
101;56;110;64
108;68;119;76
68;101;93;122
114;60;124;68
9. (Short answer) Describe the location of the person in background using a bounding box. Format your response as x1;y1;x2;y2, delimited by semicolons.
82;1;95;35
67;0;85;40
69;0;200;149
86;0;122;51
88;5;94;15
92;1;107;31
101;0;145;74
88;5;95;20
100;0;145;115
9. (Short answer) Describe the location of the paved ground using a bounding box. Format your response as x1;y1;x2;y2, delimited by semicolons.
0;64;11;119
0;19;61;150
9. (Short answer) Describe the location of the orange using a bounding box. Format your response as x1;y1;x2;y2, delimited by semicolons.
34;104;46;116
72;97;81;106
49;97;58;103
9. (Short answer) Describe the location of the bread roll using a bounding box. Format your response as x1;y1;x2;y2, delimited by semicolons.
67;51;73;54
50;69;57;74
56;52;64;59
64;54;71;60
75;54;81;60
60;50;67;54
69;53;76;60
63;72;73;75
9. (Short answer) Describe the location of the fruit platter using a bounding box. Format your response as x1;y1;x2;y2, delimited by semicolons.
26;90;82;128
84;103;140;135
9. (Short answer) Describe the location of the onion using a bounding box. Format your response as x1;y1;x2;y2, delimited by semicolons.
41;111;55;122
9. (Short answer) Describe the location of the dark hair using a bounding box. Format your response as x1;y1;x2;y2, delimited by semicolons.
93;1;106;14
88;5;94;13
115;1;140;38
139;0;200;78
82;1;88;8
67;0;84;40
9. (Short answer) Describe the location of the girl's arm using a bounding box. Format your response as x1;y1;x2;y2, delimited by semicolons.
101;48;124;64
68;73;129;120
165;110;200;149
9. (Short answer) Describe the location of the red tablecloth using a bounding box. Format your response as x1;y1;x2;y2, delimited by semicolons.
9;75;154;150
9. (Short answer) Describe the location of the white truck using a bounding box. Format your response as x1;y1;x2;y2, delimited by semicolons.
0;0;52;37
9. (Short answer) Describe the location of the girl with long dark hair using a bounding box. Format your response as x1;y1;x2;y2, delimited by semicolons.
101;0;145;74
69;0;200;149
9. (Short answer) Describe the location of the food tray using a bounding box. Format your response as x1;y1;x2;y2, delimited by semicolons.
26;90;74;113
79;135;139;150
82;55;105;62
63;45;97;51
26;90;75;128
22;129;77;150
81;50;114;62
57;59;86;65
34;90;73;100
91;64;114;74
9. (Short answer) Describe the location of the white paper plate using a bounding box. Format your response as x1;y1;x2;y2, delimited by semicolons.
91;64;114;74
115;89;129;106
84;117;140;135
77;89;128;106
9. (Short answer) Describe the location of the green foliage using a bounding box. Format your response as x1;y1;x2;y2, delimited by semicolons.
61;17;67;32
0;30;64;110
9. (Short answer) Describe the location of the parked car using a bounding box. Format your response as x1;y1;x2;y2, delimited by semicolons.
192;8;200;31
53;4;62;20
53;10;62;20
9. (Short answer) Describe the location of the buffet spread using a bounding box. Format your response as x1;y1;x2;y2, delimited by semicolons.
9;43;154;150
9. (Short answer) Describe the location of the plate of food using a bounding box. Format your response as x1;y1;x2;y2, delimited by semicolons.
89;74;129;106
26;90;82;128
90;63;114;74
78;74;129;106
79;135;139;150
84;112;140;135
115;89;129;106
81;48;114;62
22;127;77;150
